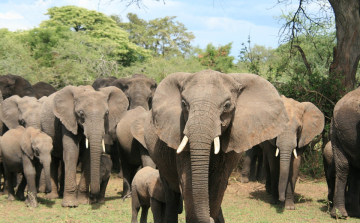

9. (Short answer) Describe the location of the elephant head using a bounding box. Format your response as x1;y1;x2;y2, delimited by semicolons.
276;95;324;202
0;74;35;100
53;85;128;196
0;95;45;129
111;74;157;110
151;70;288;221
20;127;53;193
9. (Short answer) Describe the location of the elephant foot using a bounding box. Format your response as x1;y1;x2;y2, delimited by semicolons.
38;186;46;193
61;195;79;207
77;192;89;205
240;176;249;183
345;206;360;218
330;206;348;218
16;191;25;201
270;197;279;205
7;194;16;201
46;191;59;200
97;196;105;204
285;199;295;210
25;195;38;208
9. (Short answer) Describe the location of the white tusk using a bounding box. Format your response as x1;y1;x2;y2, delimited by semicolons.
214;137;220;154
293;149;298;159
86;138;89;149
275;148;279;157
177;136;188;154
102;139;105;153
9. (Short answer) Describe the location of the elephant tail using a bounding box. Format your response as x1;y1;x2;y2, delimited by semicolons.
123;192;132;202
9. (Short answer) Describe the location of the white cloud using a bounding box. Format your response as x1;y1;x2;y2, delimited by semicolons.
0;12;24;20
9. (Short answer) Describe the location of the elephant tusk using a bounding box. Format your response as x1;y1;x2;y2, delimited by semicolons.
293;149;298;159
275;148;279;157
102;139;105;153
177;136;188;154
214;136;220;154
86;138;89;149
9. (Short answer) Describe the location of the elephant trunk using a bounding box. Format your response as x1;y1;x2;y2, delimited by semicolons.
89;133;103;197
43;161;52;193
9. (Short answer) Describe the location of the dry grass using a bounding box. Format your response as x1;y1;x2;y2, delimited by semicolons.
0;172;358;223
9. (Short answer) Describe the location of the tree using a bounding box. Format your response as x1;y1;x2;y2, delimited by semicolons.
113;13;195;58
278;0;360;92
40;6;151;66
197;43;234;73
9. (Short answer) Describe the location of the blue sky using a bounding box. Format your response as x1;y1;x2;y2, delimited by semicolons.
0;0;305;59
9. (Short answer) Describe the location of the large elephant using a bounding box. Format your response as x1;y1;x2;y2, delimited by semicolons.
91;76;117;90
32;82;57;99
40;85;128;207
262;95;324;210
240;144;265;183
0;74;35;100
143;70;288;222
116;106;156;197
1;126;53;207
331;87;360;218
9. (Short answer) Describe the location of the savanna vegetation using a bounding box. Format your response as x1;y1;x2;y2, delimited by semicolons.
0;3;359;181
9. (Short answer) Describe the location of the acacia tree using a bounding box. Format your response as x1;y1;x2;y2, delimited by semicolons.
278;0;360;92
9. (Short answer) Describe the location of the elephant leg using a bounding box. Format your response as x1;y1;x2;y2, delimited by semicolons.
22;158;38;207
240;150;252;183
323;155;335;205
285;151;303;210
256;153;265;183
47;157;60;199
263;144;280;203
139;147;156;168
131;190;140;223
150;198;163;223
58;161;65;198
15;174;26;201
61;127;80;207
37;166;46;193
345;166;360;217
97;178;109;204
162;178;181;222
120;156;136;197
215;208;225;223
110;143;121;173
0;164;3;195
331;139;349;218
139;205;149;223
77;148;90;205
263;151;271;194
4;165;15;201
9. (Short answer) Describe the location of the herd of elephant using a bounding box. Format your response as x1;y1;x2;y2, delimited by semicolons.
0;70;358;222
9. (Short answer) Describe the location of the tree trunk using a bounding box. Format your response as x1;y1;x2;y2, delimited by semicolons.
328;0;360;91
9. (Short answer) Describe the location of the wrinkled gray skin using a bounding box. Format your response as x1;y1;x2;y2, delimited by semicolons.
240;144;265;183
116;106;156;197
32;82;57;99
262;96;324;210
331;87;360;218
40;85;128;207
144;70;288;222
0;126;53;207
323;141;335;205
131;166;168;223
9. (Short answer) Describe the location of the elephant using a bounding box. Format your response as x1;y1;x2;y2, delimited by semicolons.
240;144;265;183
262;95;324;210
40;85;128;207
0;74;36;100
142;69;289;222
0;136;3;194
0;126;53;207
32;82;57;99
97;154;112;204
323;141;335;205
116;106;156;197
330;87;360;218
92;76;117;90
131;166;167;223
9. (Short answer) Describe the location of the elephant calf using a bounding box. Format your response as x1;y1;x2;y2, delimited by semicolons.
0;126;53;207
97;154;112;204
131;166;166;223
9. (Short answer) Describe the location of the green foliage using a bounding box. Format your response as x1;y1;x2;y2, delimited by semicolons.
41;6;151;65
299;140;325;179
197;43;234;73
113;13;195;58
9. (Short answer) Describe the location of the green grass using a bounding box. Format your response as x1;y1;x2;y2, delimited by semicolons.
0;173;358;222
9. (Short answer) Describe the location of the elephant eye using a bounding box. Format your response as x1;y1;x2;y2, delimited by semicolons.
223;101;232;111
19;119;26;126
104;110;109;118
181;99;189;110
78;110;85;118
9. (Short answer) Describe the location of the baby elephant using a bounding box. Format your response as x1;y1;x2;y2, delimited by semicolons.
1;126;52;207
97;154;112;204
131;166;166;223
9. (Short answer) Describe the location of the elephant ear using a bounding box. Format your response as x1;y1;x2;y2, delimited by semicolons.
298;102;324;148
99;86;129;135
131;109;149;149
53;86;80;135
112;78;129;92
151;72;193;149
20;127;38;160
0;95;21;129
147;170;166;203
222;73;289;153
